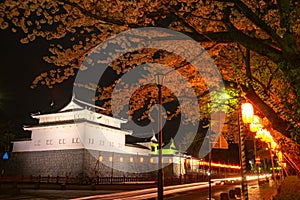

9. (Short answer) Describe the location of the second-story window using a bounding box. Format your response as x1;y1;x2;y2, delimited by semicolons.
46;139;53;145
88;138;94;144
59;139;66;144
72;138;80;143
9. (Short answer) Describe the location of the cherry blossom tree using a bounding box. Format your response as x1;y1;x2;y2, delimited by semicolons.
1;0;299;163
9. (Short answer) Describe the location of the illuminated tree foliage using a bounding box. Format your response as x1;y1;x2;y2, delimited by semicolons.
1;0;299;162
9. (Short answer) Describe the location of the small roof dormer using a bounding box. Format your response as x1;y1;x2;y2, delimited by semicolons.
150;130;158;143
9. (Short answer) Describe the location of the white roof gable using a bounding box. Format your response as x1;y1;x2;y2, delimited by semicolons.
60;97;105;112
60;100;83;112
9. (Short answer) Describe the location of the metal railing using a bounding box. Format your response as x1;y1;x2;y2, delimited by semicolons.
0;175;156;185
0;172;239;186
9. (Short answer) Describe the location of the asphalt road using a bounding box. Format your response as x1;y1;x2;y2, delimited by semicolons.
165;180;277;200
164;182;241;200
0;179;276;200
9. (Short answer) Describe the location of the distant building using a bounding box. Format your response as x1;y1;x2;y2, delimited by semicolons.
10;97;177;177
7;97;239;179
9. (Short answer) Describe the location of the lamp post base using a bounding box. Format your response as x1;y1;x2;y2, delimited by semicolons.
158;169;164;200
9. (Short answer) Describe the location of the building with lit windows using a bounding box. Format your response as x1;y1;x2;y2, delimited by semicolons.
7;97;239;179
9;97;178;178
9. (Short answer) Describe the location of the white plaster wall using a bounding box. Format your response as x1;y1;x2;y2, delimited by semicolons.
14;105;144;156
83;123;126;153
123;145;149;155
13;122;134;154
12;141;32;152
13;124;85;152
36;109;124;130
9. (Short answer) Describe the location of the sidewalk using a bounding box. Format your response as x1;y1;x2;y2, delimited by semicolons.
248;180;277;200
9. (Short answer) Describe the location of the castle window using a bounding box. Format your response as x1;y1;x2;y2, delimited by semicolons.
150;158;154;163
98;156;103;162
59;139;66;144
46;139;53;145
99;140;105;145
88;138;94;144
72;138;80;143
109;141;114;146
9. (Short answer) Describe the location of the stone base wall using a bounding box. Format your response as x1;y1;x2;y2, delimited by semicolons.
5;149;84;177
3;149;171;178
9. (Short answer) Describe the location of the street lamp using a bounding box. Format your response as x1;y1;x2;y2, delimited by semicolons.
239;102;255;200
276;151;284;182
208;139;213;200
256;128;278;188
249;115;263;133
206;127;217;200
250;115;263;186
241;103;254;123
155;73;165;200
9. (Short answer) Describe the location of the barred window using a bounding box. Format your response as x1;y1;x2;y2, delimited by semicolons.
59;139;66;144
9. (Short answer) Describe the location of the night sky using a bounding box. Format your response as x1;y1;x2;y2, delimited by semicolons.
0;27;183;143
0;27;248;164
0;28;74;137
0;28;179;139
0;28;228;143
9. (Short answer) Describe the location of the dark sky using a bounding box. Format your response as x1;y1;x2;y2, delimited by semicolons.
0;27;249;158
0;28;74;136
0;28;181;141
0;28;176;138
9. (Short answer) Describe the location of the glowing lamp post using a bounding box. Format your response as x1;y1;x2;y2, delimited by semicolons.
241;103;254;124
239;102;254;200
276;151;284;182
250;115;263;133
255;156;261;164
255;155;261;183
249;115;263;185
257;129;277;187
155;73;165;200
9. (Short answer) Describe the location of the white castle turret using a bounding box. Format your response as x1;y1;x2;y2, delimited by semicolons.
13;97;141;154
10;98;156;177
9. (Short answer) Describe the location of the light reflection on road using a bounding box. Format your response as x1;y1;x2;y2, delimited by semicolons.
71;174;272;200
